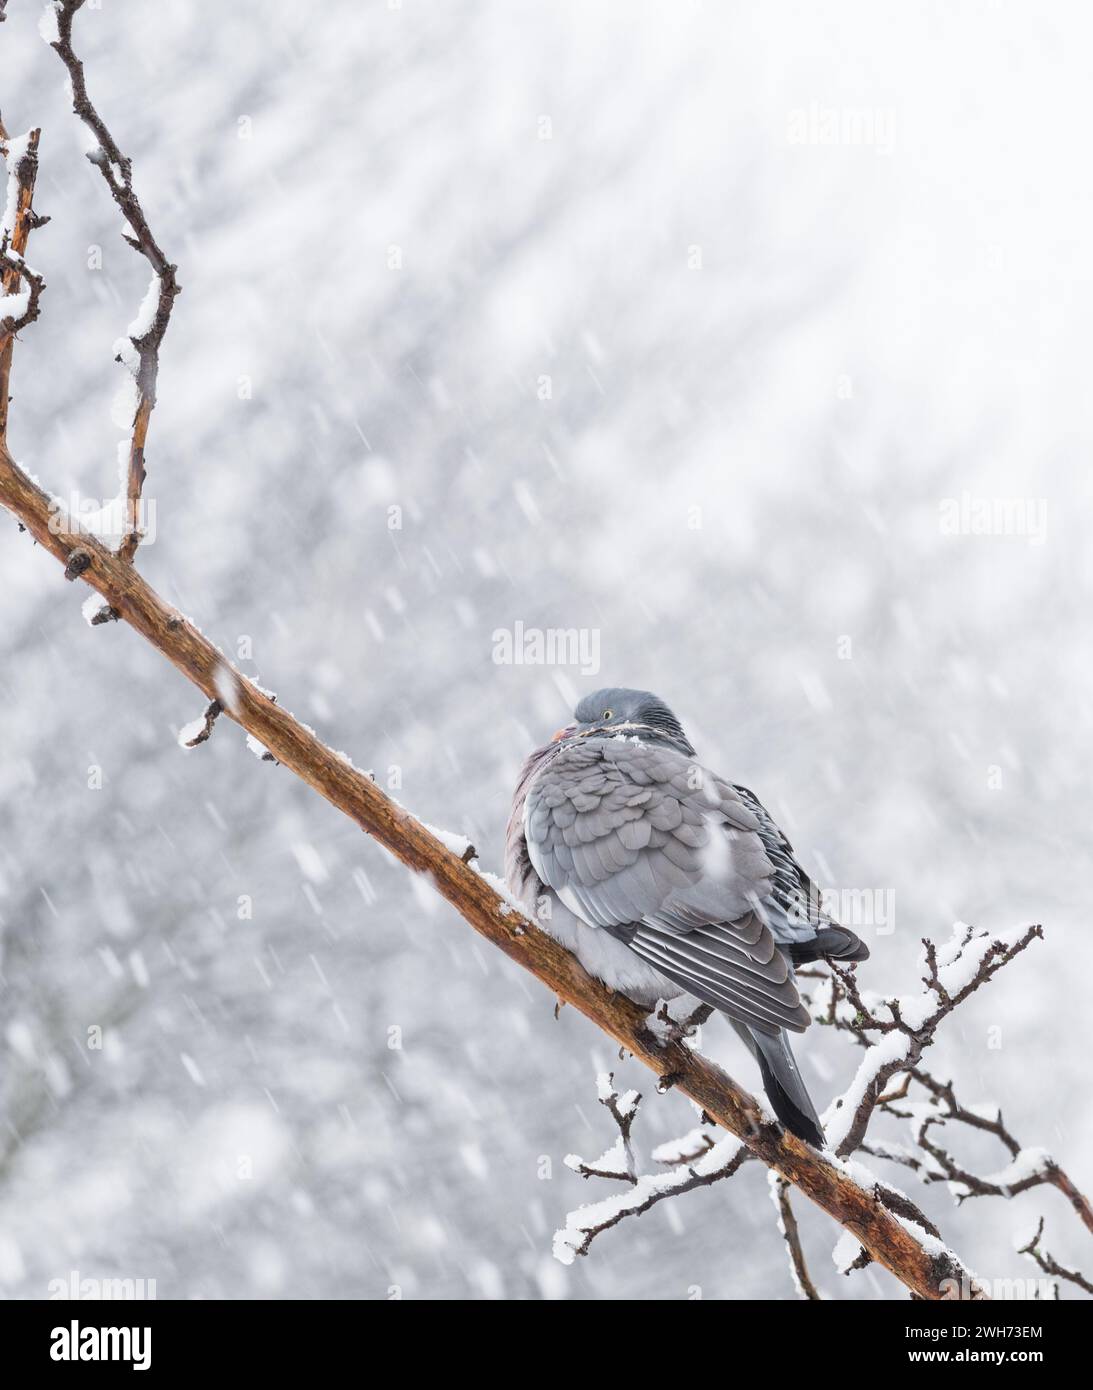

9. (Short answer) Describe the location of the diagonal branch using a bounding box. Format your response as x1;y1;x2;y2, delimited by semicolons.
44;0;180;562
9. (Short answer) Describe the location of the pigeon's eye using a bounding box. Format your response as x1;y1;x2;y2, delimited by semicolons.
601;709;614;720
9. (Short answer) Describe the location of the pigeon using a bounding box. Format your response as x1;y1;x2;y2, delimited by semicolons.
505;686;869;1148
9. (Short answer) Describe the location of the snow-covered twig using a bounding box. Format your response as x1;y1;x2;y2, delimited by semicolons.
809;923;1092;1291
770;1173;821;1299
820;921;1043;1157
555;1083;750;1264
564;1074;641;1184
0;244;45;338
45;0;181;563
882;1069;1093;1234
561;922;1078;1296
178;699;224;749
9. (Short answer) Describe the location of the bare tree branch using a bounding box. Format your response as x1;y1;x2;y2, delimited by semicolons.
770;1174;822;1300
1017;1217;1093;1297
45;0;181;562
0;126;47;440
556;1085;751;1263
819;924;1044;1158
881;1068;1093;1235
564;1074;641;1184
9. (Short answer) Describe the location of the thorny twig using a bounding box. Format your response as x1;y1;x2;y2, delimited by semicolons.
1016;1217;1093;1298
47;0;181;562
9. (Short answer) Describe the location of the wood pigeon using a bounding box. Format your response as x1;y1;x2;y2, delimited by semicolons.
505;687;869;1148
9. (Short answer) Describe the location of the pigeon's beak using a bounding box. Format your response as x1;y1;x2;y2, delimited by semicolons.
551;724;576;743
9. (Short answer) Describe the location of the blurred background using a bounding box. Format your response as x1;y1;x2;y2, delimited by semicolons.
0;0;1089;1299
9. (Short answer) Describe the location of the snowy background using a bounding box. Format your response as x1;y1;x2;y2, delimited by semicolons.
0;0;1089;1299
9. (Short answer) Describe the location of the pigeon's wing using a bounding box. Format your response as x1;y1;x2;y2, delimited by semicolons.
523;738;811;1035
730;783;822;933
732;782;870;964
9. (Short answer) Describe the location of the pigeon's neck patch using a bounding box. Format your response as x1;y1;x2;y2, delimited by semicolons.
578;720;695;755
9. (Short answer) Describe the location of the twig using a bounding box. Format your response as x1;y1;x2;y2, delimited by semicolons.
1017;1217;1093;1297
557;1120;750;1262
565;1074;641;1184
179;699;224;749
771;1174;822;1300
46;0;180;562
883;1068;1093;1234
823;924;1044;1157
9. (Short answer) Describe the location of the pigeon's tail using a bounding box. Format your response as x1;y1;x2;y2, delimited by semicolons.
732;1021;825;1148
788;925;870;966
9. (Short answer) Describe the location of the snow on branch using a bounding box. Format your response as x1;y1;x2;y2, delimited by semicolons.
770;1173;822;1300
555;1078;749;1265
876;1066;1090;1225
563;1073;642;1184
797;922;1091;1293
44;0;181;564
817;920;1044;1157
178;699;224;750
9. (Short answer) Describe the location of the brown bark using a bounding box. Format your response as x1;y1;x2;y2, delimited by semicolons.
0;442;983;1300
48;0;181;564
0;126;42;440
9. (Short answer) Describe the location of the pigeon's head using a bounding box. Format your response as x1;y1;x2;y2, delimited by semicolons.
554;687;695;755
